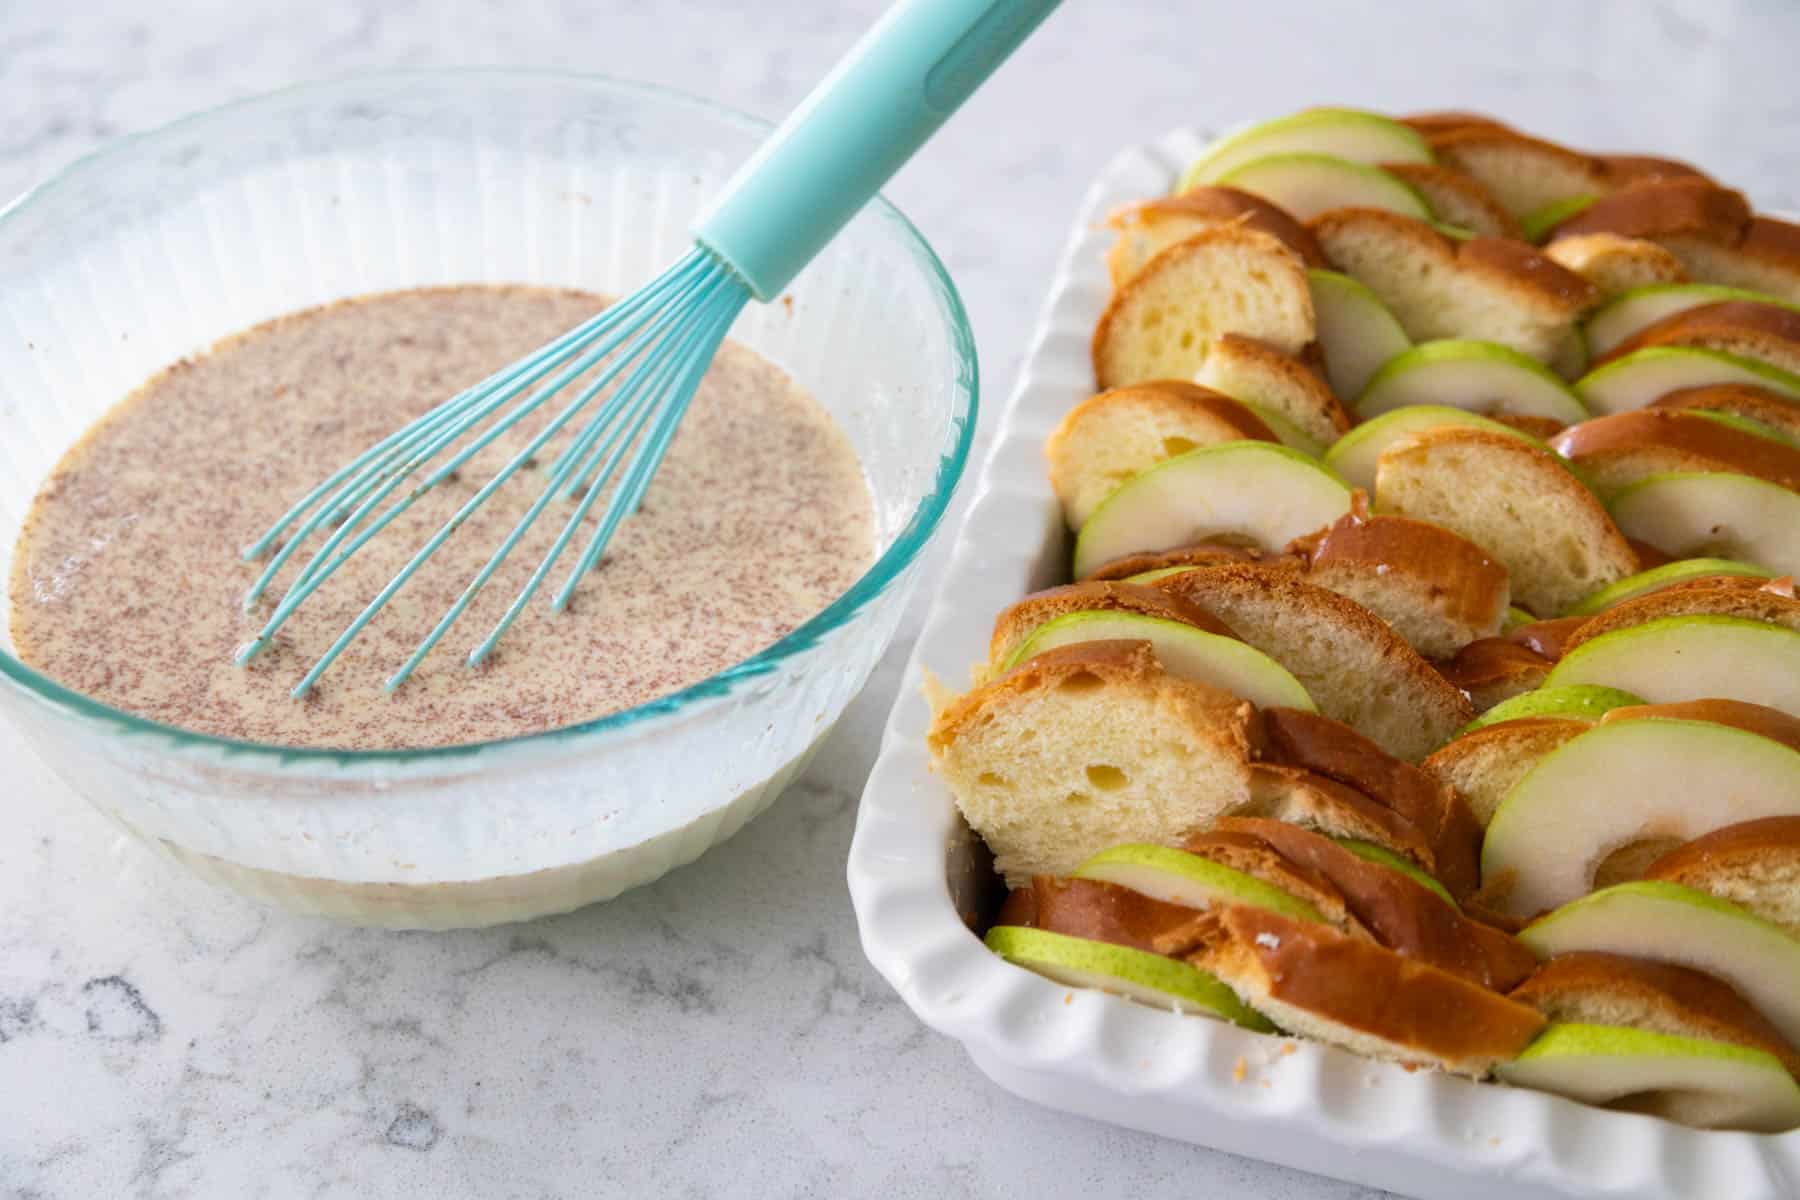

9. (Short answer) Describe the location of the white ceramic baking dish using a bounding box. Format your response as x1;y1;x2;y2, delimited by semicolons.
846;127;1800;1200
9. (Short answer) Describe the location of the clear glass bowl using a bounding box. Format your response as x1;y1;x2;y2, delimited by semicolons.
0;70;976;929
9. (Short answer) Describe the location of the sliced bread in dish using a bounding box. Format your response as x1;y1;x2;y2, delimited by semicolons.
1242;763;1437;874
1423;126;1610;223
1435;638;1555;712
1373;425;1638;616
1381;161;1519;238
1177;828;1371;938
1105;186;1326;287
1652;383;1800;441
1288;503;1510;658
1421;717;1590;827
1193;332;1352;449
985;580;1236;669
1548;178;1751;246
1644;816;1800;939
1045;382;1279;528
1510;950;1800;1077
1206;816;1537;990
1257;705;1482;900
1549;408;1800;499
1153;564;1474;761
1093;225;1314;389
1662;216;1800;305
1561;579;1800;652
1310;208;1596;362
1546;233;1688;298
1593;299;1800;377
1193;904;1546;1077
927;641;1257;887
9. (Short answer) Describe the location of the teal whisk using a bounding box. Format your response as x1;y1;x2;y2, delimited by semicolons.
236;0;1060;695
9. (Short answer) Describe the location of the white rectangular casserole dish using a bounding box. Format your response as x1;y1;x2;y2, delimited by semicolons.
845;127;1800;1200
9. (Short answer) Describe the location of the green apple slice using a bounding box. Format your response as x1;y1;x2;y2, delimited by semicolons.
1355;340;1590;424
1123;565;1200;585
1574;347;1800;416
985;925;1273;1030
1520;881;1800;1047
1583;283;1799;359
1690;408;1800;447
1566;558;1778;616
1071;442;1351;578
1240;402;1328;459
1496;1023;1800;1133
1544;615;1800;717
1331;837;1458;907
1323;405;1540;493
1176;108;1433;192
1483;716;1800;915
1002;610;1316;712
1073;844;1326;922
1216;154;1430;223
1460;684;1645;733
1608;472;1800;578
1519;193;1599;242
1308;269;1412;401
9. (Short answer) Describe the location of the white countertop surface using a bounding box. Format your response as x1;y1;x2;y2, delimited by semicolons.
4;2;1798;1196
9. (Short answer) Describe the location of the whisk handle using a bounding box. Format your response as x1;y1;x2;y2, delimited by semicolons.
694;0;1060;300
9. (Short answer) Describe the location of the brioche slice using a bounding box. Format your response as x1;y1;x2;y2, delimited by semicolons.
1549;179;1751;246
1153;564;1474;761
1210;816;1538;990
1546;233;1687;299
1013;875;1216;956
1381;162;1519;238
1662;217;1800;305
1510;951;1800;1077
1435;638;1555;711
1595;299;1800;377
928;641;1256;887
1310;208;1597;362
1653;384;1800;441
1548;408;1800;499
1243;763;1436;873
1258;706;1482;900
1178;829;1369;938
1193;905;1546;1076
1105;186;1326;287
1596;155;1712;187
1193;333;1352;449
1645;818;1800;939
985;580;1235;669
1422;717;1589;826
1425;126;1609;222
1045;383;1279;528
1373;426;1638;615
1093;226;1314;389
1562;580;1800;652
1289;501;1510;658
1399;111;1509;139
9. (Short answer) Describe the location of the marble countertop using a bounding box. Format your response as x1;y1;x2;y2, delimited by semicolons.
4;1;1798;1196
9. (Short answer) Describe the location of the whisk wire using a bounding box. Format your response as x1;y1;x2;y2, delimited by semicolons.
276;255;744;696
239;249;712;611
384;272;743;689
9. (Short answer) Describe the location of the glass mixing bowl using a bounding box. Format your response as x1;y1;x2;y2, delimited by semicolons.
0;70;976;929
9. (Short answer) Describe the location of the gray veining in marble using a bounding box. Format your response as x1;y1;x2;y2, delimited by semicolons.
4;1;1800;1196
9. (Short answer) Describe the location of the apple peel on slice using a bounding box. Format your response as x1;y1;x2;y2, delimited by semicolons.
1323;405;1537;494
1520;881;1800;1048
1574;347;1800;416
1308;269;1412;401
1071;442;1350;578
1482;715;1800;915
1496;1022;1800;1133
1566;557;1777;616
1003;611;1315;713
1544;614;1800;716
984;926;1273;1030
1460;684;1645;734
1356;339;1590;424
1217;154;1430;222
1584;283;1796;359
1073;844;1327;924
1177;108;1432;193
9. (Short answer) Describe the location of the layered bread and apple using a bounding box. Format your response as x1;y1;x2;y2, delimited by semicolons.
927;108;1800;1133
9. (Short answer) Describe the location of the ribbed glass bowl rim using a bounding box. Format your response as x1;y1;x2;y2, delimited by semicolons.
0;68;979;767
